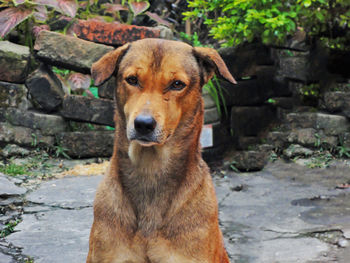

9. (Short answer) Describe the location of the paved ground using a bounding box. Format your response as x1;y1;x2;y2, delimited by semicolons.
1;159;350;262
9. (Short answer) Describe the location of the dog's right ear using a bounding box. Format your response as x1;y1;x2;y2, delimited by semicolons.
91;44;130;86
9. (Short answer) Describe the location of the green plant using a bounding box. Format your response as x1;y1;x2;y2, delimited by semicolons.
184;0;350;50
337;145;350;158
0;163;29;176
203;76;228;117
305;152;333;168
229;161;239;172
0;219;21;238
53;145;71;159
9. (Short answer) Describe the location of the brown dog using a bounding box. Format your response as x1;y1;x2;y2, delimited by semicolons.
87;38;236;263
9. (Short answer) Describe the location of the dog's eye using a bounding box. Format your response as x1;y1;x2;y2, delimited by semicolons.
125;76;139;86
170;80;186;91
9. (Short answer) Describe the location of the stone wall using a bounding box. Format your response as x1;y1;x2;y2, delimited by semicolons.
1;23;349;164
219;41;350;170
0;23;223;160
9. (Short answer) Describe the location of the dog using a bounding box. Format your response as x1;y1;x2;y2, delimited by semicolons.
87;38;236;263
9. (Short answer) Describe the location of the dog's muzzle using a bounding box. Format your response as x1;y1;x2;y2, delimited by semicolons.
129;114;160;145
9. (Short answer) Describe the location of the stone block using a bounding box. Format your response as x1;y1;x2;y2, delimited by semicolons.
98;77;115;100
278;52;313;82
0;41;30;83
287;128;338;148
70;19;161;46
0;122;54;147
34;30;114;73
287;112;350;136
204;107;220;124
202;89;216;109
56;131;114;158
220;79;266;106
283;144;313;158
61;95;114;126
230;151;268;171
219;43;273;79
266;131;289;149
4;108;67;136
0;81;30;109
324;92;350;115
269;97;295;109
26;64;64;112
231;106;275;136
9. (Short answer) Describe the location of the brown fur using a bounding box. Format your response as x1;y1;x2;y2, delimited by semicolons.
87;39;236;263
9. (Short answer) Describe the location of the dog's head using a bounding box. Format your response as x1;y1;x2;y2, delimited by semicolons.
92;39;235;147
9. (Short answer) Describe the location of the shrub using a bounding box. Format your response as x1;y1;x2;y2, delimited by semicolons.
183;0;350;49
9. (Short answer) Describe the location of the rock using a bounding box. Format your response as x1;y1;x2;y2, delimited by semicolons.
324;92;350;117
231;106;275;136
202;88;216;109
316;113;350;136
229;150;268;171
0;41;30;83
0;253;12;263
7;209;92;263
287;128;338;148
287;112;350;136
266;131;290;149
341;132;350;148
4;108;67;136
283;144;314;158
278;51;312;82
98;77;116;100
204;107;220;124
70;19;161;46
56;131;114;158
34;30;114;73
26;64;64;112
60;95;114;126
0;81;30;109
26;175;102;208
0;122;54;148
1;144;30;158
0;174;26;196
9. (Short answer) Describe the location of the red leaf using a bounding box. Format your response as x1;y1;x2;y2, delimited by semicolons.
146;12;171;27
0;6;33;38
34;0;77;17
58;0;78;17
129;1;149;16
103;3;128;13
68;73;91;92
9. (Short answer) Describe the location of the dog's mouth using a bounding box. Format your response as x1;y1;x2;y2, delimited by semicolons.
129;134;161;147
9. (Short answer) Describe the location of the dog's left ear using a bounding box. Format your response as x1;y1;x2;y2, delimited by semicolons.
193;47;237;85
91;44;130;86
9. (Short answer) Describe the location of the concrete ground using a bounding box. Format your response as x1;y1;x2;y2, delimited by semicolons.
1;159;350;262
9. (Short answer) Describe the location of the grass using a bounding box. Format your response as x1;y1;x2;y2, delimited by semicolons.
0;163;29;176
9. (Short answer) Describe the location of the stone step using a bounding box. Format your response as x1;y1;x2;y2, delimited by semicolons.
0;41;30;83
56;131;114;158
286;112;349;136
60;95;114;126
323;91;350;117
34;30;114;73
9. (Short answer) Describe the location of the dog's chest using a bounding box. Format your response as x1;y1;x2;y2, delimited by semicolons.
122;170;177;235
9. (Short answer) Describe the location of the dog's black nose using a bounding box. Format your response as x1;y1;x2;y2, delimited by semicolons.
134;115;156;135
